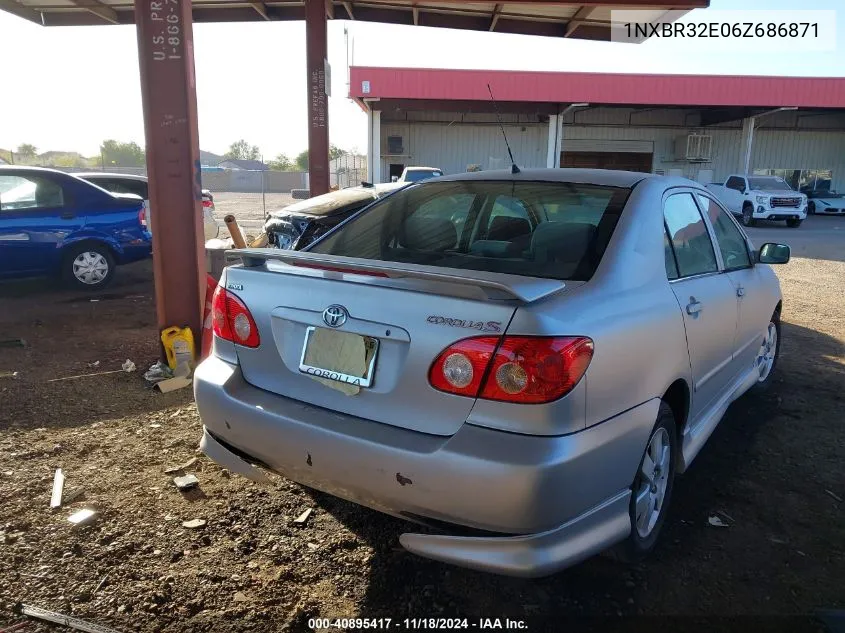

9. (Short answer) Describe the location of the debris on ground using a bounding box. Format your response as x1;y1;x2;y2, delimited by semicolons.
0;338;26;347
708;515;730;528
17;603;125;633
87;361;100;368
182;519;207;530
825;489;843;503
293;508;313;525
143;360;174;384
67;509;97;526
50;468;65;509
154;376;192;393
233;591;249;602
0;370;19;379
121;359;136;373
164;457;197;475
48;368;128;382
172;474;199;491
93;575;109;594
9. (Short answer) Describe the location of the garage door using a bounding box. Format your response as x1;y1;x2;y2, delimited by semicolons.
560;151;654;173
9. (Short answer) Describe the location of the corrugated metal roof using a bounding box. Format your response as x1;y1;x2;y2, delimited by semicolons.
351;66;845;109
1;0;706;32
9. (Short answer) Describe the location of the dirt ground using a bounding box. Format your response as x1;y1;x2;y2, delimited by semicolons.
212;193;295;236
0;256;843;633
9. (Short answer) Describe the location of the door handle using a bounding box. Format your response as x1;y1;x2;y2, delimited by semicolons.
736;286;745;297
686;298;703;315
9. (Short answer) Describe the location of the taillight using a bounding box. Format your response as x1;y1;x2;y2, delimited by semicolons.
138;206;148;229
429;336;593;404
211;286;260;348
202;199;213;208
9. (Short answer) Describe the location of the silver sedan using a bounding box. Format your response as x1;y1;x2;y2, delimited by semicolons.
194;169;790;577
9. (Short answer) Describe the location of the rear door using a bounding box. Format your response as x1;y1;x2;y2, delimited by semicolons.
695;193;765;373
663;191;739;419
0;172;82;276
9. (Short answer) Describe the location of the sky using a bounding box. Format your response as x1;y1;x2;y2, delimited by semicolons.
0;0;842;161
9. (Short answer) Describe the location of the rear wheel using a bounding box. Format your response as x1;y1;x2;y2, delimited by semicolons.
741;204;756;227
63;243;115;290
808;201;816;215
750;312;781;392
786;219;803;228
613;402;677;562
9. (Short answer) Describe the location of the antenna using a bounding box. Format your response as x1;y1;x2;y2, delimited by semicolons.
487;84;520;174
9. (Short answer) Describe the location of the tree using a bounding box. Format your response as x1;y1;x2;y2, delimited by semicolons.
100;140;145;167
16;144;37;159
294;150;309;171
329;144;346;160
268;153;294;171
224;140;261;161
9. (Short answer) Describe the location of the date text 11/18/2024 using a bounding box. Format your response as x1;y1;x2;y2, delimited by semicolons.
307;618;529;630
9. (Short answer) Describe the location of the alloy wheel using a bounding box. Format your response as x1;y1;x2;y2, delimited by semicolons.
756;321;778;382
634;427;671;538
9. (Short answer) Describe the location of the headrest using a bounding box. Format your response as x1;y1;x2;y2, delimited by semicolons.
487;216;531;241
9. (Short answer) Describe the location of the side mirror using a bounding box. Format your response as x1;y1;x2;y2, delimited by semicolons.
758;242;791;264
391;176;399;182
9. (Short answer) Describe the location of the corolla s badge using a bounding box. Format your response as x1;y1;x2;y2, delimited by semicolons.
323;304;349;328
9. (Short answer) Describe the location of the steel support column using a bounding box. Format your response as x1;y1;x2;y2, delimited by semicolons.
306;0;330;196
740;116;755;174
135;0;205;343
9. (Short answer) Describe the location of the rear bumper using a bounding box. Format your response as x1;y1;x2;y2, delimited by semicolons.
194;356;657;576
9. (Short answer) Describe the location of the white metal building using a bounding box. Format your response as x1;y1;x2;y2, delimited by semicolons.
350;67;845;193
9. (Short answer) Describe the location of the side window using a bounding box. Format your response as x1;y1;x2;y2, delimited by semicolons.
725;176;746;192
697;194;752;271
663;193;719;278
0;175;64;211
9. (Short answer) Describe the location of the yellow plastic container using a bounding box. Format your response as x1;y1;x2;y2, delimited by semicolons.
161;326;196;373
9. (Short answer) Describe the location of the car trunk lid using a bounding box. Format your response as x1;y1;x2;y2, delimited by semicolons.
222;250;566;436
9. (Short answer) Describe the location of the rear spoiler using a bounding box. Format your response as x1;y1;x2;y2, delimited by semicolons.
230;248;566;304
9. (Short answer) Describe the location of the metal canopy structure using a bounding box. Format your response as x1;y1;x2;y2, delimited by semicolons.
0;0;709;351
4;0;707;37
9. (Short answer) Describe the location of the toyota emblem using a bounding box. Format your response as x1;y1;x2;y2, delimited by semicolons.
322;304;349;328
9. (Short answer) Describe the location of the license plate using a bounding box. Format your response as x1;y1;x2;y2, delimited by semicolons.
298;326;379;388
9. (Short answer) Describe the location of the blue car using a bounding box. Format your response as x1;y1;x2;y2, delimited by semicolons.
0;166;152;289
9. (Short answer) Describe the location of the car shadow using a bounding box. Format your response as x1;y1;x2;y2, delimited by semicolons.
298;319;843;625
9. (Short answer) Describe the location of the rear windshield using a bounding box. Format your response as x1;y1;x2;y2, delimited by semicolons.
749;177;792;191
404;170;442;182
310;180;631;282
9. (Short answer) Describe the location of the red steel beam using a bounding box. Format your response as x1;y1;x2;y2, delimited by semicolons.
135;0;205;347
306;0;330;196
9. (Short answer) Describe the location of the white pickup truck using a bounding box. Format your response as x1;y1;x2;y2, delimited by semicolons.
391;166;443;184
706;174;807;228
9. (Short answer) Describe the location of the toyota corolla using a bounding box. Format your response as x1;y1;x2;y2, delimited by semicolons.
194;168;790;577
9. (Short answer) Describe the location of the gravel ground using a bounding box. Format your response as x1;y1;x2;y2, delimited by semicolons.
0;257;843;632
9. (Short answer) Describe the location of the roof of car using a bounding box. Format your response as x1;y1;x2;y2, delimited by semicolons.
434;168;652;188
405;166;440;171
74;172;147;181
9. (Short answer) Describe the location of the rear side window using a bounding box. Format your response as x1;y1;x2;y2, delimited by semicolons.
725;176;746;192
0;174;64;211
663;193;718;278
310;180;631;282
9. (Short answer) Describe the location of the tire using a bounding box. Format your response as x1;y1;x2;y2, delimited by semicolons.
741;204;756;227
62;242;116;290
786;219;803;228
612;401;677;562
808;201;816;215
750;311;781;393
